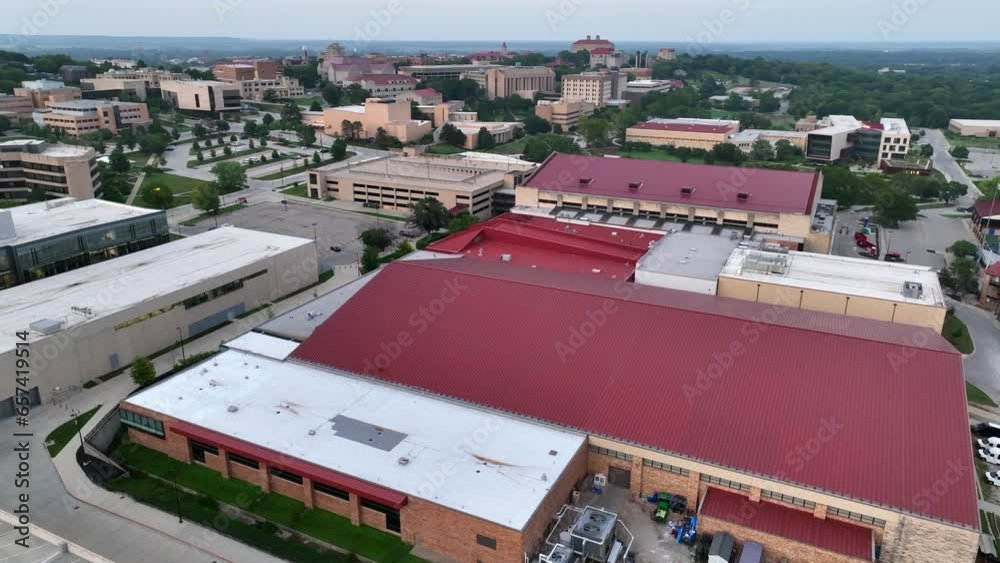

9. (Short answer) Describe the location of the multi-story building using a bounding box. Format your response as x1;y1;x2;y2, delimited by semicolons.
729;129;808;154
570;34;615;53
0;139;99;200
468;43;513;64
34;99;151;137
463;66;556;101
81;69;190;100
561;73;614;108
449;121;524;149
306;153;536;216
949;119;1000;138
313;98;431;143
589;48;627;68
657;47;677;61
318;43;396;83
801;115;910;165
534;99;595;128
342;74;418;98
13;80;81;109
58;65;91;83
398;64;502;81
623;79;674;104
213;59;281;81
0;227;317;410
396;88;443;105
160;80;242;115
625;118;741;150
980;262;1000;309
517;153;830;252
0;94;34;117
231;76;305;102
0;197;167;289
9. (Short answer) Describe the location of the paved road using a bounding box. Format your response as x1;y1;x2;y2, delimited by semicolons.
955;300;1000;403
923;129;982;202
833;206;974;270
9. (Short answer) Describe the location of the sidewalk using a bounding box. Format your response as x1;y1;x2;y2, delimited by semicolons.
45;269;361;563
125;154;155;205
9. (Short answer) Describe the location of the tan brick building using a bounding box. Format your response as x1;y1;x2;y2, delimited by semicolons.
160;80;242;114
13;79;81;109
535;99;595;128
464;66;556;100
625;117;741;150
36;99;151;137
0;94;34;117
0;138;98;200
561;72;614;108
316;98;432;143
213;59;281;81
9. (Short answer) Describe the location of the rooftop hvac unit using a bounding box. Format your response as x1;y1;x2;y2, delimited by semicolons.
579;177;594;186
737;192;751;200
570;507;617;561
29;318;63;335
680;186;695;195
593;473;607;487
903;281;924;299
627;181;643;191
541;544;577;563
501;254;512;262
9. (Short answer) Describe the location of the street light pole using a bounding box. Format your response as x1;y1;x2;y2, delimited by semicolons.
71;410;85;450
176;327;186;361
174;479;183;523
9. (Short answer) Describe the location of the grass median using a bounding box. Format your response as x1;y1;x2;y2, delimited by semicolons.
46;405;101;457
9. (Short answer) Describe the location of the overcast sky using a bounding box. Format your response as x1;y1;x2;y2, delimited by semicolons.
6;0;999;43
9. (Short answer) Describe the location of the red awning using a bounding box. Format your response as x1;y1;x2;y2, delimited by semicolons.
170;420;407;509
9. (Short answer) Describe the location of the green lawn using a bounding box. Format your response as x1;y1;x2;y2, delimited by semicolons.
950;135;1000;150
618;150;706;164
255;153;352;181
295;96;325;108
280;183;309;198
113;441;424;562
0;199;27;209
486;135;532;155
967;382;998;407
425;144;466;155
46;405;101;457
188;146;269;168
136;172;210;209
942;312;975;354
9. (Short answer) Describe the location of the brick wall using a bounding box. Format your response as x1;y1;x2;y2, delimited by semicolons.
520;441;588;556
637;463;695;504
699;514;868;563
269;473;307;502
883;515;978;563
402;497;523;563
361;507;387;531
230;460;265;489
313;489;353;520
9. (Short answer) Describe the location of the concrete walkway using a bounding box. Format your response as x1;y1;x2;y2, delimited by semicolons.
39;269;361;563
124;154;156;205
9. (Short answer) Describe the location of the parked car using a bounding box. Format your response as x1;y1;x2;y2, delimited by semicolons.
330;246;342;253
973;422;1000;439
981;437;1000;449
884;252;904;263
979;448;1000;464
988;471;1000;487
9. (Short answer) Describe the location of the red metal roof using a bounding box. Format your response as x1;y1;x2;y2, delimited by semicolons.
700;488;872;560
410;88;440;97
345;73;417;85
170;420;407;508
986;262;1000;278
525;154;821;215
974;199;1000;219
590;47;615;55
291;258;977;528
628;121;735;134
427;213;660;280
572;38;614;46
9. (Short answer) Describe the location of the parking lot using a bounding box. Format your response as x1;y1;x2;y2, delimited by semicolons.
833;207;974;271
965;148;1000;180
176;201;401;270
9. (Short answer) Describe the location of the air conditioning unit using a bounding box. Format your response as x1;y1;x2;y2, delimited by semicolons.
593;473;608;487
737;192;751;200
680;186;695;195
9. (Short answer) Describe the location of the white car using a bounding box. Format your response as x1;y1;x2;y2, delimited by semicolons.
979;437;1000;449
979;448;1000;465
987;471;1000;487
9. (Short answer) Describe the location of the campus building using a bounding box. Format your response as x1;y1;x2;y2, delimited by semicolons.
213;59;282;81
160;80;242;115
128;253;979;563
342;74;418;98
396;88;443;105
949;119;1000;138
0;197;167;289
625;118;741;150
318;43;397;83
534;99;595;128
0;139;99;200
463;66;556;100
81;69;190;100
622;79;674;105
13;79;81;109
399;64;502;81
306;153;536;217
516;153;831;252
34;99;151;137
589;48;628;68
315;98;432;143
449;120;524;150
799;115;910;165
570;35;615;53
230;76;305;102
0;227;317;411
0;94;34;117
561;73;615;108
729;129;808;154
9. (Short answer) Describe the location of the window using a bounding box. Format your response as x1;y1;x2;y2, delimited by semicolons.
269;466;303;485
314;482;350;501
476;534;497;550
190;439;218;464
828;507;886;528
119;408;165;438
761;490;816;509
642;459;690;476
227;452;259;470
589;445;632;461
700;474;751;492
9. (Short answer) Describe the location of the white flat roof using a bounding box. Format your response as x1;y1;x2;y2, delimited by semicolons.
719;248;945;307
637;227;744;281
0;198;159;247
0;227;312;354
880;117;910;136
950;119;1000;128
334;104;366;113
224;332;300;360
125;345;585;529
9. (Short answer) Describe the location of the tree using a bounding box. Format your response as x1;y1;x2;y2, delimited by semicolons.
523;134;581;162
298;125;316;146
272;149;280;159
950;145;970;159
309;100;323;112
940;181;968;204
749;139;774;161
321;83;343;106
243;121;259;138
724;93;747;112
261;113;275;127
698;78;725;97
341;119;355;140
523;114;552;135
950;256;979;295
374;127;402;150
331;137;348;160
312;151;322;165
774;139;800;162
476;127;496;150
130;356;156;387
352;121;364;140
756;94;780;113
248;138;256;149
214;119;230;132
230;134;238;143
140;184;174;209
109;146;131;174
411;197;450;231
262;89;279;102
139;133;169;155
577;117;610;147
223;146;232;156
211;162;247;194
360;228;394;251
711;143;745;164
196;151;204;162
280;102;302;124
192;182;221;215
260;136;268;147
0;115;10;133
440;123;467;147
28;185;48;202
872;186;918;227
920;143;934;158
448;213;479;233
361;245;382;274
948;240;979;258
171;128;181;140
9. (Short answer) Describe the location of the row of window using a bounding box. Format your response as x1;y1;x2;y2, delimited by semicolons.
642;458;690;476
700;474;752;493
590;445;633;461
119;408;164;437
828;506;887;528
182;269;267;310
761;490;816;509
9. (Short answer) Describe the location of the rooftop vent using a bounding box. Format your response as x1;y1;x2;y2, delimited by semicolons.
500;254;512;262
903;281;924;299
737;192;751;200
628;181;643;191
29;318;63;336
579;177;594;186
227;405;239;413
398;457;410;466
681;186;695;195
